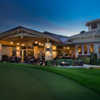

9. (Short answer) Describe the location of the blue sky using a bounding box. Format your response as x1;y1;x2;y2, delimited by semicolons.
0;0;100;36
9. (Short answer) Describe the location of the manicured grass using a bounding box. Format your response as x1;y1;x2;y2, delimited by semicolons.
0;62;100;100
40;67;100;94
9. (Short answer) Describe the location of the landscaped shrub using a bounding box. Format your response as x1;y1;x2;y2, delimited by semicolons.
82;57;90;64
46;60;53;66
73;60;83;66
90;53;97;65
96;59;100;65
78;56;90;64
2;55;9;62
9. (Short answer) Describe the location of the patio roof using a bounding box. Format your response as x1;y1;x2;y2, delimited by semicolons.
0;26;65;43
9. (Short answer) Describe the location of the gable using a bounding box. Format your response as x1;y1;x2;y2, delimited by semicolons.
0;26;62;43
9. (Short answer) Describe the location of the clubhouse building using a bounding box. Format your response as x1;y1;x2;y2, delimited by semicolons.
0;19;100;62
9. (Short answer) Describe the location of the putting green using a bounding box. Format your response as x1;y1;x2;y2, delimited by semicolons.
0;66;100;100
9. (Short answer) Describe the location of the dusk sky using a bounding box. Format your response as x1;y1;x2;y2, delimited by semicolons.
0;0;100;36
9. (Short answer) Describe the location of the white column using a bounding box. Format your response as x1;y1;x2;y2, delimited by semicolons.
94;43;99;58
16;46;21;57
75;45;79;58
0;44;2;61
81;45;84;55
87;44;90;55
45;42;53;61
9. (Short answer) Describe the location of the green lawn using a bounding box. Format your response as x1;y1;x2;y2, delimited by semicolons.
0;63;100;100
40;67;100;93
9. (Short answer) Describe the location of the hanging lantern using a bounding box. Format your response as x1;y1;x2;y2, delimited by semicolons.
35;41;38;44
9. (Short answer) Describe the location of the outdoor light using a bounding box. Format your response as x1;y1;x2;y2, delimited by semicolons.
45;43;51;48
67;46;70;50
0;44;2;51
78;49;81;53
17;43;20;45
64;47;66;49
16;47;20;50
46;51;51;56
62;61;65;64
39;42;44;46
41;43;44;46
52;45;56;50
21;43;25;46
39;42;41;46
10;41;14;45
35;41;38;44
16;52;20;56
90;48;93;53
52;51;57;58
16;46;20;57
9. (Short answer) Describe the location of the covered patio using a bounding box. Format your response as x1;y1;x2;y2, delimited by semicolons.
0;26;62;63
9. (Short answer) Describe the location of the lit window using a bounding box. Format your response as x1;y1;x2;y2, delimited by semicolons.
78;46;82;54
52;45;56;50
52;51;57;58
90;44;94;53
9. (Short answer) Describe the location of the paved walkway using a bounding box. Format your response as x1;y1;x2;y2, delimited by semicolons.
58;64;100;68
0;66;100;100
